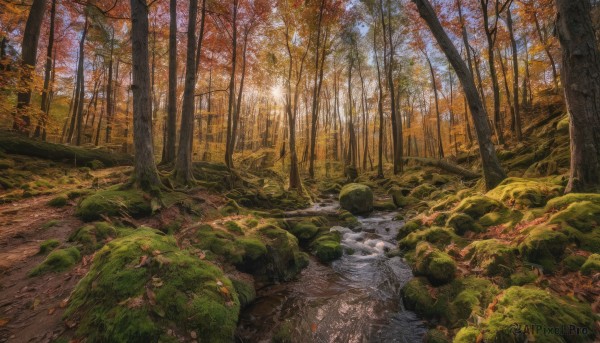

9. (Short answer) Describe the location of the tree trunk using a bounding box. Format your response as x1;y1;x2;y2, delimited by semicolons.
34;0;55;140
425;53;444;159
14;0;46;133
175;0;202;184
130;0;161;190
555;0;600;192
225;0;238;169
162;0;177;165
412;0;506;189
374;21;385;178
506;7;522;141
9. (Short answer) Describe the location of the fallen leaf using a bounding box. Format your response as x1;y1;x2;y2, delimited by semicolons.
32;297;40;310
311;323;317;333
152;250;161;256
134;255;149;268
59;298;69;308
0;318;9;327
146;287;156;305
48;308;56;315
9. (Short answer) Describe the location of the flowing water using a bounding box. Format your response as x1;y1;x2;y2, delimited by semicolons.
236;200;427;343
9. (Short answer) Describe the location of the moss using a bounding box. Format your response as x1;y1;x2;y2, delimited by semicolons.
519;225;568;273
465;239;517;276
510;270;538;287
545;193;600;211
64;227;240;343
29;247;80;276
196;224;244;265
480;286;595;343
41;219;59;230
339;183;373;214
486;177;563;208
66;189;92;200
288;221;319;243
401;277;436;318
373;200;397;211
86;159;104;170
399;227;459;250
410;183;436;199
397;220;422;240
224;220;244;235
272;321;294;343
453;327;480;343
39;239;60;254
220;199;242;216
245;218;259;228
0;158;14;170
237;237;268;261
76;188;152;222
70;222;118;253
549;201;600;233
580;254;600;275
453;195;504;219
337;209;359;228
231;278;256;308
446;213;483;235
478;209;523;228
310;231;342;262
415;242;457;285
562;255;587;272
47;195;68;207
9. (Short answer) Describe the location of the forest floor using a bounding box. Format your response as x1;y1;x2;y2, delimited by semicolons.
0;100;598;343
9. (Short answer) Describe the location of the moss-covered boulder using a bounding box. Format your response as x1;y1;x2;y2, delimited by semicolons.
399;227;459;250
478;286;595;342
519;225;568;273
549;201;600;233
310;230;342;262
373;199;397;211
64;228;240;343
486;177;563;208
414;242;456;285
452;327;479;343
48;194;68;207
29;247;80;276
581;254;600;275
410;183;436;199
453;195;504;219
231;277;256;308
397;220;421;240
76;188;152;221
337;209;360;228
464;239;517;276
287;220;320;243
545;193;600;211
446;213;483;235
38;239;60;254
339;183;373;214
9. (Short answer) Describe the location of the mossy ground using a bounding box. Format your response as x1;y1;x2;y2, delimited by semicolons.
29;247;81;276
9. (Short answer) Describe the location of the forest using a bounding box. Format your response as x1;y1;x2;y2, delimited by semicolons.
0;0;599;341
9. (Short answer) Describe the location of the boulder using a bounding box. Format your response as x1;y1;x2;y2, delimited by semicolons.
339;183;373;214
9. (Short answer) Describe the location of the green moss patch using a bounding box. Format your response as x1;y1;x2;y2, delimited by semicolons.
339;183;373;214
464;239;517;276
414;242;456;285
518;225;568;273
453;195;504;219
486;177;563;208
64;227;240;343
581;254;600;275
231;277;256;308
48;195;68;207
310;230;342;262
446;213;483;235
29;247;80;276
545;193;600;211
76;187;152;222
69;222;120;253
399;227;459;250
38;239;60;254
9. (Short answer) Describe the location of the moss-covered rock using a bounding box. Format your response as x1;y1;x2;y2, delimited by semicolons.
509;268;538;286
446;213;483;235
549;201;600;233
453;195;504;219
452;327;479;343
397;220;422;240
76;188;152;222
401;277;436;318
231;277;256;308
425;329;450;343
339;183;373;214
519;225;568;273
581;254;600;275
479;286;595;342
48;195;68;207
373;200;397;211
478;209;523;228
38;239;60;254
410;183;436;199
310;230;342;262
337;209;360;228
288;221;320;243
64;227;240;343
562;254;587;273
70;222;120;253
486;177;563;208
545;193;600;211
29;247;80;276
464;239;517;276
414;242;456;285
399;227;459;250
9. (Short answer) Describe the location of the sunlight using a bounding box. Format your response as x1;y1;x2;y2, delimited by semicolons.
271;85;283;99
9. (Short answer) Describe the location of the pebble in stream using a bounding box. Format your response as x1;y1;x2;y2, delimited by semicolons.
236;211;427;343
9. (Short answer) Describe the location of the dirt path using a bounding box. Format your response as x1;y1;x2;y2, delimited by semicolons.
0;167;129;343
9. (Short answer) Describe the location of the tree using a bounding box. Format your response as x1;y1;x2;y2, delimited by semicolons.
162;0;177;164
412;0;506;189
14;0;47;134
34;0;56;140
555;0;600;192
130;0;162;190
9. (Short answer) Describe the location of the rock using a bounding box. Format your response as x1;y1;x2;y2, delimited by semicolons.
339;183;373;214
581;254;600;275
414;242;457;285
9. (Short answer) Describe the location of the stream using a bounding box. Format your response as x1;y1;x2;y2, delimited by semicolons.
236;199;427;342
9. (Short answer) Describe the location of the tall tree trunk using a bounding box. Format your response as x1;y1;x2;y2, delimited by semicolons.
555;0;600;192
34;0;55;139
425;53;444;158
225;0;239;169
412;0;506;189
506;7;522;141
129;0;161;190
74;19;88;146
175;0;202;184
374;21;385;178
163;0;177;164
14;0;46;133
533;11;559;90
